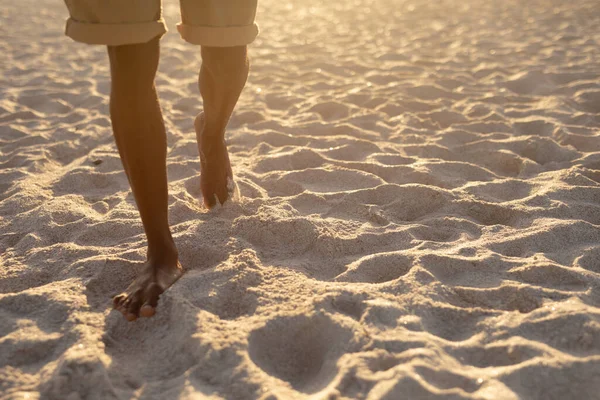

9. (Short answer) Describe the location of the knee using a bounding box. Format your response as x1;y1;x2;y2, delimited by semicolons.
201;45;249;82
108;38;160;90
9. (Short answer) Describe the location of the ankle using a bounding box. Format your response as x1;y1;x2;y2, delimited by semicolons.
147;242;179;266
200;132;226;152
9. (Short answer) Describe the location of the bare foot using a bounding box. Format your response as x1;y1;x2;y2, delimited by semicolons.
112;260;183;321
195;113;234;208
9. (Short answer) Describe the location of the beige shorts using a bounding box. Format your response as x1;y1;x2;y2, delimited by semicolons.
64;0;258;47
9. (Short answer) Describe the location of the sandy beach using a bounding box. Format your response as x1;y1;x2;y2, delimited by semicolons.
2;0;600;398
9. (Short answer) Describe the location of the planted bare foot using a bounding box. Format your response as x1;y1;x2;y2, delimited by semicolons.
195;113;234;208
112;259;183;321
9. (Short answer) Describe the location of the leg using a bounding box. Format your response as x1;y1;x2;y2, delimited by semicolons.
108;37;182;321
195;45;249;208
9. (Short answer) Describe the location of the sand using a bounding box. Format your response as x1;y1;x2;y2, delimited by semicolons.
2;0;600;398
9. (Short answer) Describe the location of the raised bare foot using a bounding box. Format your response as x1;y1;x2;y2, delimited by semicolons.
112;259;183;321
195;113;235;208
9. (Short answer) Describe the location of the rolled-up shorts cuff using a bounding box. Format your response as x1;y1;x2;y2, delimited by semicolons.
65;18;167;46
176;23;259;47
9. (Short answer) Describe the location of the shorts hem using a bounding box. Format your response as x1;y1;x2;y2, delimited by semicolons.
176;23;259;46
65;18;168;46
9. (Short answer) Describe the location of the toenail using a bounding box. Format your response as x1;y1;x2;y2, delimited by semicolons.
140;305;155;317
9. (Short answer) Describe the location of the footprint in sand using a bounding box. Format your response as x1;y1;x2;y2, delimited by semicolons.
336;252;414;284
248;313;356;392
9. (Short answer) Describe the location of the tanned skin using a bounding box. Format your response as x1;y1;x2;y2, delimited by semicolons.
109;37;249;321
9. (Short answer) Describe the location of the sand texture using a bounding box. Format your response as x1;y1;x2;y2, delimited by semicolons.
2;0;600;398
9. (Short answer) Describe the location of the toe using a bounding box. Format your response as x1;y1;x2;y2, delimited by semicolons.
140;305;155;317
140;283;162;318
125;297;142;321
217;190;229;205
113;294;125;309
118;297;131;319
204;192;217;209
201;180;217;208
216;178;229;205
114;295;129;316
